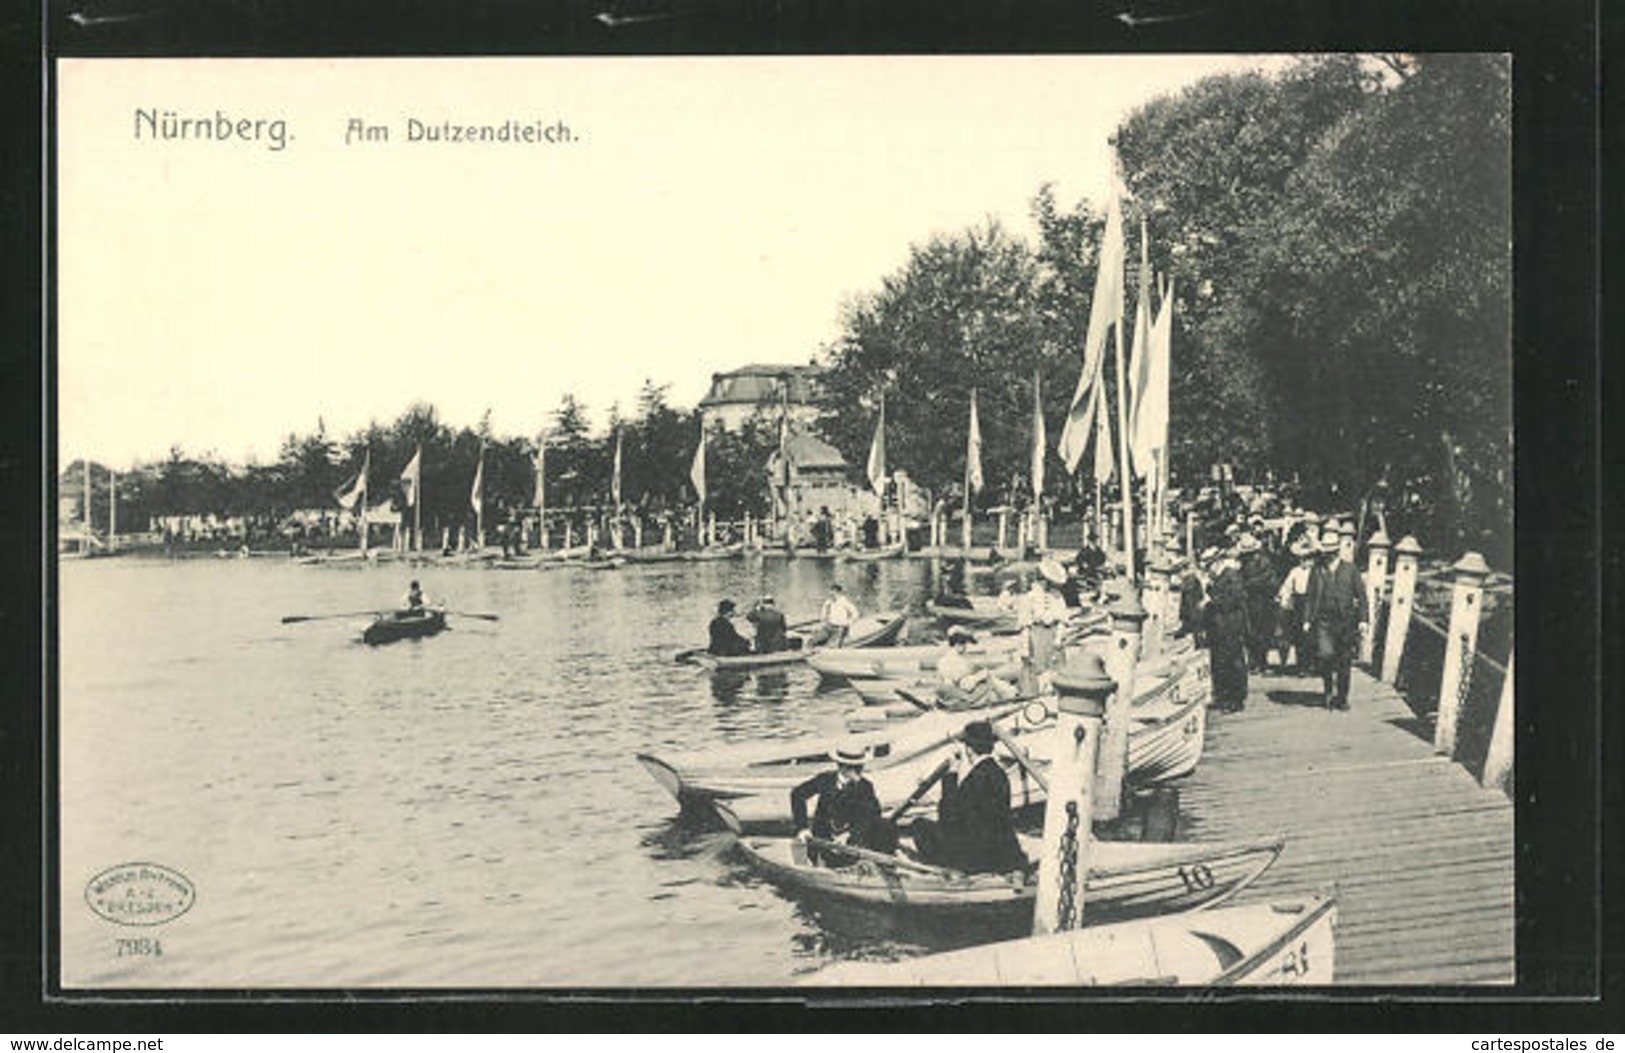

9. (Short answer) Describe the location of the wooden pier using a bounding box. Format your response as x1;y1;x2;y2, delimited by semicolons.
1172;665;1515;985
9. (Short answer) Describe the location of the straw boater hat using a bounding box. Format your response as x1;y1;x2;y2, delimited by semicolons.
1236;534;1262;554
1339;520;1357;538
958;720;997;752
1199;546;1222;566
1319;534;1340;553
829;739;870;767
1038;559;1068;586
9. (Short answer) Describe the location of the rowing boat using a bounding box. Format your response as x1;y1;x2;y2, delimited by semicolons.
361;608;448;646
842;543;906;562
736;832;1283;925
797;893;1337;986
682;612;908;670
643;690;1207;832
806;637;1024;683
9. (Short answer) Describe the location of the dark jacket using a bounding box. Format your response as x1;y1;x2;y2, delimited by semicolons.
708;615;752;657
936;756;1026;874
790;770;884;846
747;605;789;653
1204;564;1250;645
1305;558;1366;646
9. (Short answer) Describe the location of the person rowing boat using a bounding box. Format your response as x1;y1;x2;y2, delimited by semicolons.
790;740;898;867
401;580;431;611
934;627;1018;710
807;582;860;647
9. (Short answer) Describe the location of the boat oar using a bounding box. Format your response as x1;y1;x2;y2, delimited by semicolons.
803;836;956;877
281;610;384;624
894;687;938;713
673;647;707;664
445;611;500;621
884;757;952;825
991;725;1049;794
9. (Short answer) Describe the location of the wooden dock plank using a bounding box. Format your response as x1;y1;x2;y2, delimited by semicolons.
1171;663;1514;986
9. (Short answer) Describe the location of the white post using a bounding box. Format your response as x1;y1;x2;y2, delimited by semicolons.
1483;652;1514;794
662;518;673;550
1142;559;1172;661
961;506;973;553
996;507;1010;553
1032;655;1108;936
587;522;597;549
708;511;717;548
108;468;117;550
1361;530;1391;664
1185;509;1196;563
1435;551;1490;758
1096;593;1145;822
564;520;575;550
744;511;755;549
1380;536;1423;684
632;517;644;550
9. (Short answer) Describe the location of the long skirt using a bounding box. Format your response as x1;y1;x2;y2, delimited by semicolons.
1209;631;1250;709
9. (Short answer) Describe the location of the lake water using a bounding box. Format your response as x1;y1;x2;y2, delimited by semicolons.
58;552;1017;989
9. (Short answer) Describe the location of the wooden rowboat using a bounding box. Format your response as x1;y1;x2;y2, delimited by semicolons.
361;608;447;646
842;543;906;562
798;893;1337;987
736;832;1283;926
681;612;907;670
807;638;1024;683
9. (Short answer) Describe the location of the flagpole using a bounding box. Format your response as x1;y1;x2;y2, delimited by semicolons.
108;467;117;550
358;450;370;557
962;390;973;553
83;458;92;541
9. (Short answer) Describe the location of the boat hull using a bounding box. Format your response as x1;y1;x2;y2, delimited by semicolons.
683;612;907;670
362;609;447;646
798;894;1337;987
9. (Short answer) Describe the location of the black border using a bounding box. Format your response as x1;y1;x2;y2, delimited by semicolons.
11;0;1607;1032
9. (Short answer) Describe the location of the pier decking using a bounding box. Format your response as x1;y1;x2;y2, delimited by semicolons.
1172;664;1515;985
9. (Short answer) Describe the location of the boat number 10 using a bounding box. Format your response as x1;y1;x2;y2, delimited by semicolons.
1176;863;1215;892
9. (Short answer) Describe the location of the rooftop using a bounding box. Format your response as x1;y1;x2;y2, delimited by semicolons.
699;363;823;408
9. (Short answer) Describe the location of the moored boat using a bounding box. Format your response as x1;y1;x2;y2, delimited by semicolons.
361;608;448;646
797;893;1337;987
736;832;1283;926
681;611;908;670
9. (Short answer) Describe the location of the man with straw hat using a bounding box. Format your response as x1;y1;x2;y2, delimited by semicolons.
1237;532;1277;673
1276;535;1317;673
910;720;1027;875
790;738;892;866
1304;532;1367;710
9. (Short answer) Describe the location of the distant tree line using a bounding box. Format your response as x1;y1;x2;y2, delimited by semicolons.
816;54;1510;561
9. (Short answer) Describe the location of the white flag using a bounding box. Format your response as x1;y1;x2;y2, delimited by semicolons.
1058;194;1126;473
1128;219;1157;478
335;449;370;510
399;445;422;508
690;429;707;504
612;432;623;508
866;396;887;497
469;447;483;514
1133;278;1175;481
966;390;984;494
1030;372;1046;499
1093;379;1114;484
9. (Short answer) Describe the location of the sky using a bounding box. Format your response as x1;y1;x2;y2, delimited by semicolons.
57;54;1290;469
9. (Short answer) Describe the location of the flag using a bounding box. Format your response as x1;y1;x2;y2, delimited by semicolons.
470;447;483;514
1058;193;1126;472
335;450;369;510
866;396;887;497
1133;277;1175;483
1127;218;1156;478
690;429;707;503
399;445;422;508
1030;372;1046;499
1093;379;1115;484
966;389;984;494
611;431;623;508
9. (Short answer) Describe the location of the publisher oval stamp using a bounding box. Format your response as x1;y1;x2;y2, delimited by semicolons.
85;863;195;927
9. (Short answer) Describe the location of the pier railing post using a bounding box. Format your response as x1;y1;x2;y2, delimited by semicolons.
1380;535;1423;684
996;507;1010;553
1033;655;1108;936
632;518;644;550
707;511;717;548
1185;509;1196;565
1096;593;1145;822
1361;529;1391;665
961;508;973;553
1435;551;1490;758
1483;651;1514;794
1142;559;1172;661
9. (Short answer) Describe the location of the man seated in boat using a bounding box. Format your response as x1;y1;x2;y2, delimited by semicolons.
707;599;753;657
401;580;431;612
808;583;860;647
791;741;896;866
935;628;1018;710
910;720;1028;875
747;595;790;653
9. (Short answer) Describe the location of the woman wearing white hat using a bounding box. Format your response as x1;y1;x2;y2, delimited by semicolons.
1019;559;1071;679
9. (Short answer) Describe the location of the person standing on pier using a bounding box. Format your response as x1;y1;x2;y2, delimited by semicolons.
1177;555;1209;646
1204;546;1251;712
1304;534;1367;710
1020;561;1070;677
1238;534;1278;672
1277;536;1316;673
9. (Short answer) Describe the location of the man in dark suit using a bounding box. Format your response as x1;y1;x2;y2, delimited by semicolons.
746;595;789;653
1204;546;1252;712
707;598;752;657
1304;534;1368;709
791;741;892;866
912;720;1027;874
